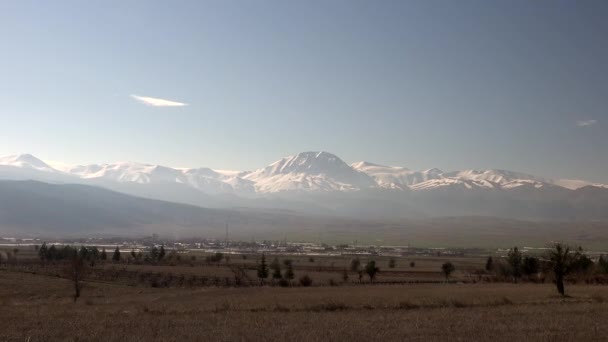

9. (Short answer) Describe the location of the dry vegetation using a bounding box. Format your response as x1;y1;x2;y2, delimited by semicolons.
2;270;608;341
2;245;608;341
0;244;608;341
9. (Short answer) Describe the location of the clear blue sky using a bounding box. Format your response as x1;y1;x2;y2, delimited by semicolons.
1;0;607;182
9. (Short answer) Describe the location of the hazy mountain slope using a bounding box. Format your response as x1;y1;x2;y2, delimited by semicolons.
2;180;608;248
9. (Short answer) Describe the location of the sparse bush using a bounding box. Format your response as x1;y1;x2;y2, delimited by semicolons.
257;254;269;284
270;257;282;279
112;246;121;263
507;247;522;282
284;262;294;281
365;260;379;282
441;262;455;281
397;301;419;310
299;275;313;287
350;258;361;272
410;261;415;268
599;255;608;274
206;252;224;263
64;251;87;302
522;256;540;277
310;302;349;312
485;256;494;272
308;257;315;263
388;258;396;268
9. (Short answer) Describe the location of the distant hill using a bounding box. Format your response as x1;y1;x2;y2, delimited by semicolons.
2;180;608;249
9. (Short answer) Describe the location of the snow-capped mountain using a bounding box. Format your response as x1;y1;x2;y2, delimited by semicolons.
3;151;608;221
0;153;55;172
1;152;606;195
244;152;376;192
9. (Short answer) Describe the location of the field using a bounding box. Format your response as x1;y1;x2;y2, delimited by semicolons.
1;270;608;341
2;244;608;341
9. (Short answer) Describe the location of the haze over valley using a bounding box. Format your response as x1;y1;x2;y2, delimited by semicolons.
1;152;608;247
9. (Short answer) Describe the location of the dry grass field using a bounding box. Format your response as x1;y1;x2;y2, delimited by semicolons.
1;269;608;341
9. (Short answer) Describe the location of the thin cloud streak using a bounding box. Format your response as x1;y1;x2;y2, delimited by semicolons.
130;94;188;107
577;119;597;127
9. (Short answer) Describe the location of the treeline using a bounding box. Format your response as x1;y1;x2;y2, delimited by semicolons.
483;243;607;296
36;243;172;265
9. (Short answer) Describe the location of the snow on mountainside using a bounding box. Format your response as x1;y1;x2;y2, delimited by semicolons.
0;152;606;195
0;154;55;172
245;152;376;192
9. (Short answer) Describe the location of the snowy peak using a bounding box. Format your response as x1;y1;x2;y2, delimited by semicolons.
0;153;54;171
244;152;376;193
258;151;352;177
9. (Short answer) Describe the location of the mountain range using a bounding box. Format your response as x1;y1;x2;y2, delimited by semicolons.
1;151;605;194
1;151;608;221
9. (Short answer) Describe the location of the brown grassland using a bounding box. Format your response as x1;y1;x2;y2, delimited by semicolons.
1;247;608;341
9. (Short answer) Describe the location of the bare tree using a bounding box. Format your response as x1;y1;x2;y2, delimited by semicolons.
547;243;582;296
64;252;87;302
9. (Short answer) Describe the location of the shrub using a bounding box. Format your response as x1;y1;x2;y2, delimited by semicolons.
441;262;455;281
350;258;361;272
299;275;313;287
365;260;380;282
485;256;493;272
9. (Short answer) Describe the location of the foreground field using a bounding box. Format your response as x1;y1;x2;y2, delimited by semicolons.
1;270;607;341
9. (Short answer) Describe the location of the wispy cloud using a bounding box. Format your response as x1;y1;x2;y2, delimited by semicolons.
577;119;597;127
130;94;188;107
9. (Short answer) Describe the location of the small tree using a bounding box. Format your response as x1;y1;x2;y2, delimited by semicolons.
598;255;608;274
257;254;269;284
441;262;455;282
100;247;107;261
410;261;415;268
522;256;540;277
350;258;361;272
270;257;282;279
547;243;583;296
485;256;494;272
159;245;166;262
365;260;379;283
342;268;349;282
112;246;121;263
388;258;396;269
284;262;295;281
38;242;48;262
64;251;86;302
150;246;159;263
507;247;522;282
299;275;313;287
12;248;19;263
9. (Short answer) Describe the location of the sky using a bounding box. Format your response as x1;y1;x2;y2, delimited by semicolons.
1;0;607;182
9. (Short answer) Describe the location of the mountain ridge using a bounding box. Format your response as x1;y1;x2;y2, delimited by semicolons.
1;152;606;195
